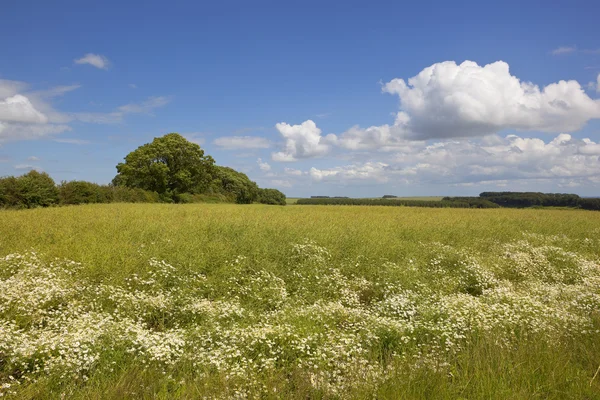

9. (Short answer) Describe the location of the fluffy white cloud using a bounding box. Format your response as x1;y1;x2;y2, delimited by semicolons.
0;79;74;142
0;94;48;124
379;60;600;140
74;53;110;70
213;136;271;149
306;133;600;187
310;162;390;183
257;158;271;171
272;120;333;161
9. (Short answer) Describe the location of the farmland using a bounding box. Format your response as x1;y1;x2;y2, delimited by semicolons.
1;204;600;399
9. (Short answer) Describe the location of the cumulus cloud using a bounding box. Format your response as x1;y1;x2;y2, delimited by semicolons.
257;158;271;172
272;120;333;161
213;136;271;149
0;79;76;142
74;53;111;70
380;60;600;141
310;162;390;183
0;94;48;124
307;133;600;187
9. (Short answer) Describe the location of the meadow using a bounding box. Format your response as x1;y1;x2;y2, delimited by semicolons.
1;203;600;399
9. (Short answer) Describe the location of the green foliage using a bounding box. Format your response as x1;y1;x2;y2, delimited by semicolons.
0;170;58;209
257;188;286;205
578;197;600;210
59;181;108;205
59;181;160;205
210;166;259;204
442;196;501;208
297;197;499;208
114;133;215;200
480;191;581;207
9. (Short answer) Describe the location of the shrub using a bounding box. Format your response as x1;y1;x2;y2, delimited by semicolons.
0;171;58;209
257;188;286;205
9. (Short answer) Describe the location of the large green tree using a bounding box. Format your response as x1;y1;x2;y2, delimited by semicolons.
113;133;215;200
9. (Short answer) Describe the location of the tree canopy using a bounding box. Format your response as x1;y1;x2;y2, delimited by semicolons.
113;133;215;200
112;133;286;205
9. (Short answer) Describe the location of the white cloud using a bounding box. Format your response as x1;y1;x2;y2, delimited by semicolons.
307;133;600;187
27;156;39;161
310;162;390;183
213;136;271;149
128;83;137;89
379;60;600;141
551;46;577;55
74;53;111;70
0;95;48;124
284;167;303;176
0;79;74;142
0;78;169;142
272;120;332;161
257;158;271;171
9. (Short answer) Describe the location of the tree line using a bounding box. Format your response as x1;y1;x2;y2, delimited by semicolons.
297;197;499;208
296;192;600;210
445;192;600;210
0;133;286;209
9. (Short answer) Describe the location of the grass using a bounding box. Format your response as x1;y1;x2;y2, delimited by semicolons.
1;203;600;399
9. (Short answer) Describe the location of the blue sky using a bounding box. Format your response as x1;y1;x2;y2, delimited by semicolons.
1;0;599;197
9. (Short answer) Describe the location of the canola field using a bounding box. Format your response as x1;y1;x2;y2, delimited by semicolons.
0;204;599;399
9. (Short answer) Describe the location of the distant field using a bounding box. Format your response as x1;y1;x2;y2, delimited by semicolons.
287;196;443;204
1;204;599;399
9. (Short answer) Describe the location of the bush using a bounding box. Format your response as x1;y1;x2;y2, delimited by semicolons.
257;188;286;205
59;181;107;205
0;171;58;209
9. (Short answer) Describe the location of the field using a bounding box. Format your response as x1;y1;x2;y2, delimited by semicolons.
1;204;600;399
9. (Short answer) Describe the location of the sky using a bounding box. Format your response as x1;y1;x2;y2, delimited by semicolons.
1;0;600;197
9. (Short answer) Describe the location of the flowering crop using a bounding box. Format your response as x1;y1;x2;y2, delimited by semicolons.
1;230;599;398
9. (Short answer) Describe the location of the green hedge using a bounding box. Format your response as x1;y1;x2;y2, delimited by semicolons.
0;171;160;209
296;198;498;208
